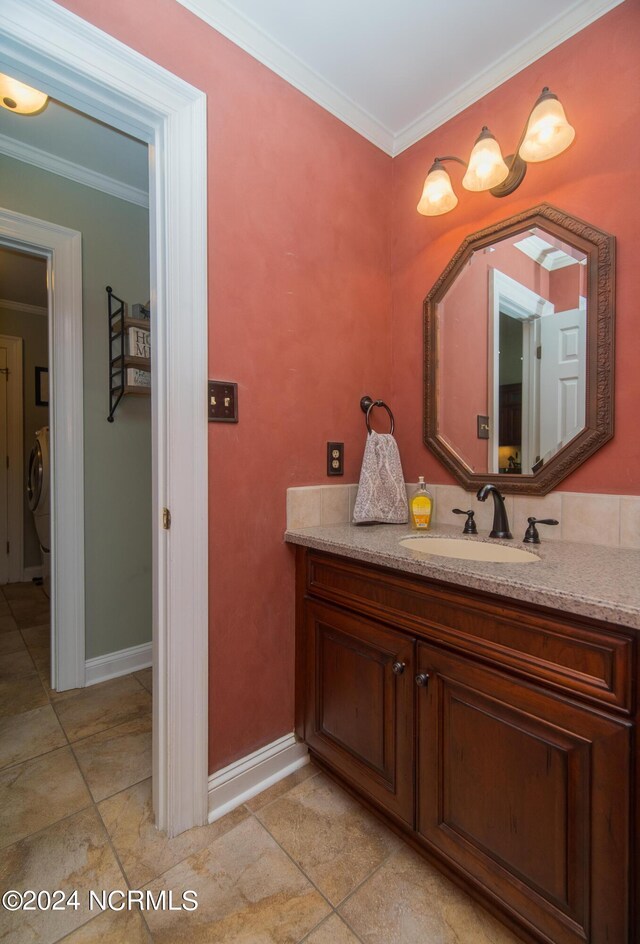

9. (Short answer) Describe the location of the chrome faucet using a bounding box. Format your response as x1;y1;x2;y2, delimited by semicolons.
476;484;512;539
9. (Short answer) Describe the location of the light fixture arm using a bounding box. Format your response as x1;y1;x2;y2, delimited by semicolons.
432;155;467;169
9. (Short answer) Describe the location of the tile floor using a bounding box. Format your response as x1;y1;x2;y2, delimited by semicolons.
0;581;522;944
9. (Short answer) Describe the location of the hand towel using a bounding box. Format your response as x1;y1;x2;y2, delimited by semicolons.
353;431;409;524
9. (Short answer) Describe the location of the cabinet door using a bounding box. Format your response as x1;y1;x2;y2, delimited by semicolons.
416;642;630;944
305;600;414;825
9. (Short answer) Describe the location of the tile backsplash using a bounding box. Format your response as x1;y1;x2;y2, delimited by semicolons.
286;483;640;550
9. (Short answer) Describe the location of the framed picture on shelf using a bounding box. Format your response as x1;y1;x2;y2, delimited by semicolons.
35;366;49;406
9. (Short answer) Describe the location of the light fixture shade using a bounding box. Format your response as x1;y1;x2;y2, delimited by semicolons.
0;74;48;115
462;127;509;192
519;89;575;163
417;162;458;216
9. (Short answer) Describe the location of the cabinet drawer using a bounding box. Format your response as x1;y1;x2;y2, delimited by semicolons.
306;552;634;712
304;599;415;826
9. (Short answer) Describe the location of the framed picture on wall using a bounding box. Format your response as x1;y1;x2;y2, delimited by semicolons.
35;367;49;407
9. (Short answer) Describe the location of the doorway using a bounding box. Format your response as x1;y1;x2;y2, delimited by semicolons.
0;0;208;835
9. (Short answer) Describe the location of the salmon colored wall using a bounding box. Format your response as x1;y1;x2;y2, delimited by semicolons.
57;0;392;771
549;265;582;313
391;1;640;496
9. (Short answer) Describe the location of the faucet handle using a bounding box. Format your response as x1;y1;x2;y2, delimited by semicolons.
452;508;478;535
523;517;559;544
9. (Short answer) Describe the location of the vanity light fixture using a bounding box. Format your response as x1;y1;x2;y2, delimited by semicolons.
0;73;49;115
417;87;575;217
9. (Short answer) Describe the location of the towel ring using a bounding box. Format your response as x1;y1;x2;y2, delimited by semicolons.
360;395;395;435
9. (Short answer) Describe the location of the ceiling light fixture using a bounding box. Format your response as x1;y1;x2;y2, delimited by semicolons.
417;87;575;217
0;73;49;116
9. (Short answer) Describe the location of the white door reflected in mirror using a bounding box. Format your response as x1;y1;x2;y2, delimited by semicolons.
488;259;587;475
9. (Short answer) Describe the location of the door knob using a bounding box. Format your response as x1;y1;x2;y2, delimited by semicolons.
392;661;405;675
415;673;430;687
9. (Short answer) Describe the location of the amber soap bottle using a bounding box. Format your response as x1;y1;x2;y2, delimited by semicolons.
410;477;433;530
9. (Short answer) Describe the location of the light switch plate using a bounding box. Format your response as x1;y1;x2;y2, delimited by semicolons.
477;415;490;439
208;381;238;422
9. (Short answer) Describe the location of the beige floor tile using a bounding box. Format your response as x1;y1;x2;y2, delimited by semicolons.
31;647;52;684
0;674;48;717
304;913;362;943
9;599;51;629
0;629;26;655
143;816;331;944
339;846;522;944
20;626;51;684
0;807;126;944
98;777;249;887
53;675;151;742
21;623;50;652
257;773;399;907
0;648;38;682
0;746;91;848
246;761;319;812
0;704;67;770
0;612;18;633
133;667;152;692
73;716;152;802
55;908;152;943
1;581;45;601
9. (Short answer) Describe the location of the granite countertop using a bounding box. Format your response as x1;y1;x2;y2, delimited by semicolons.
285;522;640;630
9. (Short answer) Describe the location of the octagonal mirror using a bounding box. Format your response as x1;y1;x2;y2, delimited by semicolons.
424;204;615;494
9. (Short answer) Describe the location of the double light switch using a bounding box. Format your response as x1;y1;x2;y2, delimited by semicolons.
208;381;238;422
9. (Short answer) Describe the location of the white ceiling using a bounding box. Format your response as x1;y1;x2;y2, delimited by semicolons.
178;0;623;154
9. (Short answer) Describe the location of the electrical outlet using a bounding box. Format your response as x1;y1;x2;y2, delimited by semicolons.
327;442;344;476
208;381;238;422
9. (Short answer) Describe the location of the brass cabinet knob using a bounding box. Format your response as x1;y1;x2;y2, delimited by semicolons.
392;661;406;675
415;673;430;687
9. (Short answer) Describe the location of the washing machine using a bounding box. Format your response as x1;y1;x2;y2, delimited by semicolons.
27;427;50;596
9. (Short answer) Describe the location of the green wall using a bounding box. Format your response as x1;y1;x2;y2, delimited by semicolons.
0;154;151;659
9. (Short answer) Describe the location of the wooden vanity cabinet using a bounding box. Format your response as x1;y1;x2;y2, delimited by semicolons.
295;547;636;944
303;599;415;825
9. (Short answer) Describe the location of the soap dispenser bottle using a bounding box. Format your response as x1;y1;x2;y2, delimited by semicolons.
410;477;433;530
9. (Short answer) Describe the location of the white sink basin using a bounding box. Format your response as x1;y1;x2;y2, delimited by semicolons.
400;537;540;564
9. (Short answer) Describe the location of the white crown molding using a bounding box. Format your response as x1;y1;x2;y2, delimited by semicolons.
0;133;149;207
208;733;309;822
85;641;152;686
392;0;625;155
175;0;395;154
177;0;622;158
0;297;47;316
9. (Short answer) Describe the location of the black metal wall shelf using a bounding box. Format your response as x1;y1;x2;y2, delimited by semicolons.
107;285;151;422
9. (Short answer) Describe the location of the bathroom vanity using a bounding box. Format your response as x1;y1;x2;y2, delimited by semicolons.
287;524;639;944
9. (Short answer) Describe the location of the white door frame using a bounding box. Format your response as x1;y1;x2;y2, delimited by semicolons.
488;268;553;476
0;218;84;690
0;333;23;584
0;0;209;835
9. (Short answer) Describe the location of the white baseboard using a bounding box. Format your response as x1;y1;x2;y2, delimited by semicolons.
22;565;43;581
85;641;152;686
208;733;309;823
